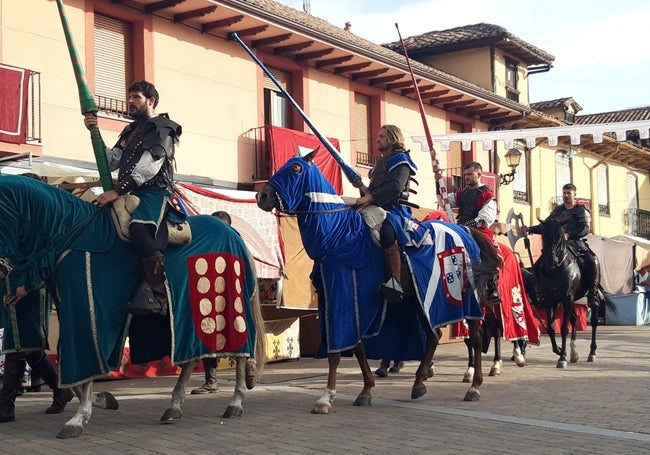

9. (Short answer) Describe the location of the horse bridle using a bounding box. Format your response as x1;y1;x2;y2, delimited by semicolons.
272;191;354;216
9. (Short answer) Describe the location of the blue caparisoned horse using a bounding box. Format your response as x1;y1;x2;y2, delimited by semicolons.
0;175;265;438
256;150;502;413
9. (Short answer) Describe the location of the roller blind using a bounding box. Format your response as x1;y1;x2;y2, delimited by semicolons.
94;14;133;102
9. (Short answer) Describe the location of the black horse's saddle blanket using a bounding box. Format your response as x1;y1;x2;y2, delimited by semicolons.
110;194;191;246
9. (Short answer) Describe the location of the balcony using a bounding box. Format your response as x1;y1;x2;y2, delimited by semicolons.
506;87;520;103
96;95;129;118
355;151;375;167
624;208;650;240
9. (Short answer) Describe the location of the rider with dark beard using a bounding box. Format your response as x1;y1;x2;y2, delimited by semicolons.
84;81;181;315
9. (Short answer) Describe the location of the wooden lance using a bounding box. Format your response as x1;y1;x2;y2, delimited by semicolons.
229;32;369;195
395;23;454;222
55;0;114;191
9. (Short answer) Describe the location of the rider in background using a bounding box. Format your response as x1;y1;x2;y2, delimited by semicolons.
523;183;598;270
445;161;500;301
354;124;417;303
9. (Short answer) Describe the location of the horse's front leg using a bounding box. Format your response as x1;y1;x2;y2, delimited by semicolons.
352;343;374;406
56;382;92;439
161;361;194;422
546;308;561;357
463;319;483;401
512;340;526;367
412;327;439;399
556;306;572;368
311;352;341;414
223;357;246;418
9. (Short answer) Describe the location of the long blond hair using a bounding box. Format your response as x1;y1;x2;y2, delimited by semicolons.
380;124;405;150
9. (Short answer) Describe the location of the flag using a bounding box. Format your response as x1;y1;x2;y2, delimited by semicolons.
266;125;343;194
0;64;31;144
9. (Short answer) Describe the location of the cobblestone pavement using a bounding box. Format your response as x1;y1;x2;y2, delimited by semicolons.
1;325;649;454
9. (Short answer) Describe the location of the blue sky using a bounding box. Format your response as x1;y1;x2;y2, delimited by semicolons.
277;0;649;115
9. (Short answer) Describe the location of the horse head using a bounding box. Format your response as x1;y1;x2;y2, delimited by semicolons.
538;218;567;267
256;148;339;215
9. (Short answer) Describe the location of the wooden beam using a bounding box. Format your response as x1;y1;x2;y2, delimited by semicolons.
386;79;418;90
428;94;462;103
174;6;217;23
334;62;371;74
202;15;244;33
145;0;183;14
274;41;313;55
369;74;404;85
316;55;353;69
401;84;435;96
253;33;292;48
470;107;501;116
457;103;488;113
420;89;451;100
232;25;269;38
443;99;476;109
294;48;334;61
352;68;388;80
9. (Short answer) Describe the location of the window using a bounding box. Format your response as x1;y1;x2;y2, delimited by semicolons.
627;173;639;210
512;146;528;202
353;92;373;167
597;163;609;215
505;58;519;102
263;67;292;128
94;14;133;117
555;151;572;198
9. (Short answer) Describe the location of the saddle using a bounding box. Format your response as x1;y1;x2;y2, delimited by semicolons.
110;194;192;246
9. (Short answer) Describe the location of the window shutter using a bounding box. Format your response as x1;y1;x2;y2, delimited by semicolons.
263;67;290;92
353;93;370;155
94;14;133;102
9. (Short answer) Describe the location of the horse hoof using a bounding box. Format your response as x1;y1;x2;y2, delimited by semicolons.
94;391;119;410
57;425;83;439
587;354;596;362
411;385;427;400
489;367;500;376
570;353;580;363
311;402;331;414
353;395;372;406
374;366;388;377
462;369;474;383
463;387;480;402
556;360;568;369
223;405;243;418
160;408;182;422
427;365;435;378
514;356;526;367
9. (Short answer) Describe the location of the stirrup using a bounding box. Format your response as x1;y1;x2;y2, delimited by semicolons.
379;276;404;303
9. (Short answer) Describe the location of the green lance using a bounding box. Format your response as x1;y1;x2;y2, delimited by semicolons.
55;0;114;191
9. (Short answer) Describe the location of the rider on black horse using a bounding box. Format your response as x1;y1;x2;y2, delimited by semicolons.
524;183;599;284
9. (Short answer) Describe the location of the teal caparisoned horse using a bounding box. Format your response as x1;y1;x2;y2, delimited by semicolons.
256;150;502;413
0;175;265;438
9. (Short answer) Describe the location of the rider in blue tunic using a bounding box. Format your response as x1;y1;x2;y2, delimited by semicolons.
354;124;417;302
84;81;182;315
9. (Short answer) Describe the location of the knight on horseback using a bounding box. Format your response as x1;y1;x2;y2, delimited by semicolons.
523;183;598;284
446;162;501;302
353;124;417;303
83;80;182;315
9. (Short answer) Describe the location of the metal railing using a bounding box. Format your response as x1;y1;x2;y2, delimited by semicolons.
355;150;375;167
624;208;650;239
96;95;129;118
506;87;520;103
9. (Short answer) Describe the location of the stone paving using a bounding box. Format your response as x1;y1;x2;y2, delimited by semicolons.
1;325;650;454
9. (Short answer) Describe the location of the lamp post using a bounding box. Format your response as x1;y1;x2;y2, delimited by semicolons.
499;148;522;186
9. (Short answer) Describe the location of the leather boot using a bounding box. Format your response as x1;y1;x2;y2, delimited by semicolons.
379;241;404;303
128;251;169;316
0;355;26;423
28;352;74;414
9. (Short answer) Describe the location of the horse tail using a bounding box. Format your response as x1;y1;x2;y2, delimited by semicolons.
598;285;617;316
247;256;266;380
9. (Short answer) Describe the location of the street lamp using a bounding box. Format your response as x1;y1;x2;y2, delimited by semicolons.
499;148;522;186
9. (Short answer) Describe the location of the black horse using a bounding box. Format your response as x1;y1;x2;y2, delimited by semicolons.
526;219;612;368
